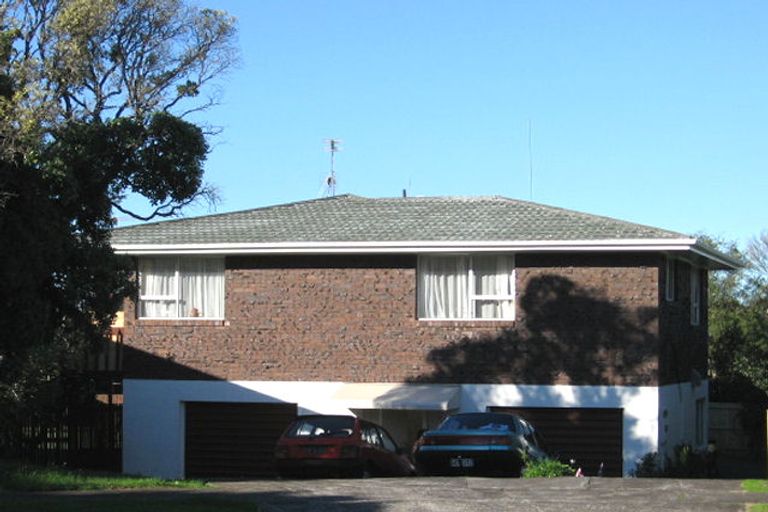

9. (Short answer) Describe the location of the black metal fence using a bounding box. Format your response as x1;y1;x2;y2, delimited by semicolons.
18;400;122;471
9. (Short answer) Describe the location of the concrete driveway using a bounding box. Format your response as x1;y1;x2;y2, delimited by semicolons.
213;476;768;512
3;477;766;511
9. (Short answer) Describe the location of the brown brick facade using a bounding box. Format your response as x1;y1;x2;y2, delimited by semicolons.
120;253;671;386
658;258;709;385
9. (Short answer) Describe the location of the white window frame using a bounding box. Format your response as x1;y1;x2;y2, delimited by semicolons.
665;256;676;302
418;254;516;321
690;267;701;326
138;256;225;320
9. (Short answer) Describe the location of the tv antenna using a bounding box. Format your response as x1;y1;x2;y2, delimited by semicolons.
528;119;534;200
323;138;341;196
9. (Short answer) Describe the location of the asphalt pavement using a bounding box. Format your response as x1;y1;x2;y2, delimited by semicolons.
212;476;766;512
3;476;767;511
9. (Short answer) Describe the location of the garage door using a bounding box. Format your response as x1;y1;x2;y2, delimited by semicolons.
489;406;623;477
185;402;297;478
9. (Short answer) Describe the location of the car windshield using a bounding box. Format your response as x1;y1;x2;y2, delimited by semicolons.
437;414;518;433
285;416;355;438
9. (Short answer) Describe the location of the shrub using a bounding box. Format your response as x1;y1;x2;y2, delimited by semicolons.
631;443;710;478
522;457;576;478
630;451;662;477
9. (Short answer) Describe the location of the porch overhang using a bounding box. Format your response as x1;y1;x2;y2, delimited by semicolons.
333;383;461;411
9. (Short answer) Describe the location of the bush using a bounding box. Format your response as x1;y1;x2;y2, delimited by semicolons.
522;457;576;478
630;452;662;477
631;443;711;478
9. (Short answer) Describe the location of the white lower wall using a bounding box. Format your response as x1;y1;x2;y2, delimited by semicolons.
658;379;709;462
123;379;661;478
123;380;352;479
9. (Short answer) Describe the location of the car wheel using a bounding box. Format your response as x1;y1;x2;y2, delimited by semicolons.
360;461;376;478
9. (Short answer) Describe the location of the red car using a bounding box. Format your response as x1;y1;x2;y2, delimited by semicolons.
274;415;416;478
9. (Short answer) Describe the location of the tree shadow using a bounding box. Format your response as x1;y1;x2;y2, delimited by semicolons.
0;490;387;512
411;274;659;386
408;274;661;476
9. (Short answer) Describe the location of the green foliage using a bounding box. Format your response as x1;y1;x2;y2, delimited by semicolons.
0;0;237;452
706;234;768;398
631;444;711;478
0;461;205;491
630;452;662;477
522;457;576;478
743;480;768;493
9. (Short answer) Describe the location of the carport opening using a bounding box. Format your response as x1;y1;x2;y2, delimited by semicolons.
352;409;448;452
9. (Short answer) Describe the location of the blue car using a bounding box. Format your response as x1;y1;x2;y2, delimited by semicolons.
413;412;548;476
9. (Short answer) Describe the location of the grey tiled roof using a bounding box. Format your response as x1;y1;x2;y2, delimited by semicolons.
110;195;687;245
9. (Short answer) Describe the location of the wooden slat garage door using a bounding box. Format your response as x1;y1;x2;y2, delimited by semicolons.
489;406;623;477
185;402;297;478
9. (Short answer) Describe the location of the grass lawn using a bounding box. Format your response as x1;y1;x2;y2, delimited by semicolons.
0;460;205;492
744;480;768;512
0;461;259;511
744;480;768;494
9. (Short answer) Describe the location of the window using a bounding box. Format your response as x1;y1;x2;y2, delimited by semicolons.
378;427;399;453
138;257;225;319
665;257;676;302
362;423;382;447
418;254;515;320
690;267;701;326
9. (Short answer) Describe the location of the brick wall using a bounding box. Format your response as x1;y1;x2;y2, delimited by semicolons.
658;258;709;385
121;253;662;386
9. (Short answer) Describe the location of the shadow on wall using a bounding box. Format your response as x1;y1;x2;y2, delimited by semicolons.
121;341;223;380
411;274;659;387
408;274;662;476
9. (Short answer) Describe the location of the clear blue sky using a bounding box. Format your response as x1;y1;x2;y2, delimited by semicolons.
125;0;768;246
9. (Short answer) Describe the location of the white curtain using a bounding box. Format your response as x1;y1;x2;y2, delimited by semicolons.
180;258;225;318
140;257;224;318
473;255;515;319
418;256;469;319
139;258;177;317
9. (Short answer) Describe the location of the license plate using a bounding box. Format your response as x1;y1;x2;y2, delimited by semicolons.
304;446;326;456
450;457;474;468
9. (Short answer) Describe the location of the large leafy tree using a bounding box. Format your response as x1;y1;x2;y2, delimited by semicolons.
708;234;768;397
0;0;236;444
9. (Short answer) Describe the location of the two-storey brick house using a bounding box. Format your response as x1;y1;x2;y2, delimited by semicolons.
110;195;738;478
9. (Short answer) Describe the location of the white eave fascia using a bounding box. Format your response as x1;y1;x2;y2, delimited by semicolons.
687;244;742;270
113;237;701;256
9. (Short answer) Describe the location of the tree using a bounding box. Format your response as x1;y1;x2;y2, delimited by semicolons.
1;0;236;219
707;235;768;397
0;0;237;448
746;231;768;284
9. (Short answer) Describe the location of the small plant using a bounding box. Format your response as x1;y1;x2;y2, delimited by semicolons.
522;457;576;478
667;443;708;478
631;451;662;477
631;444;709;478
